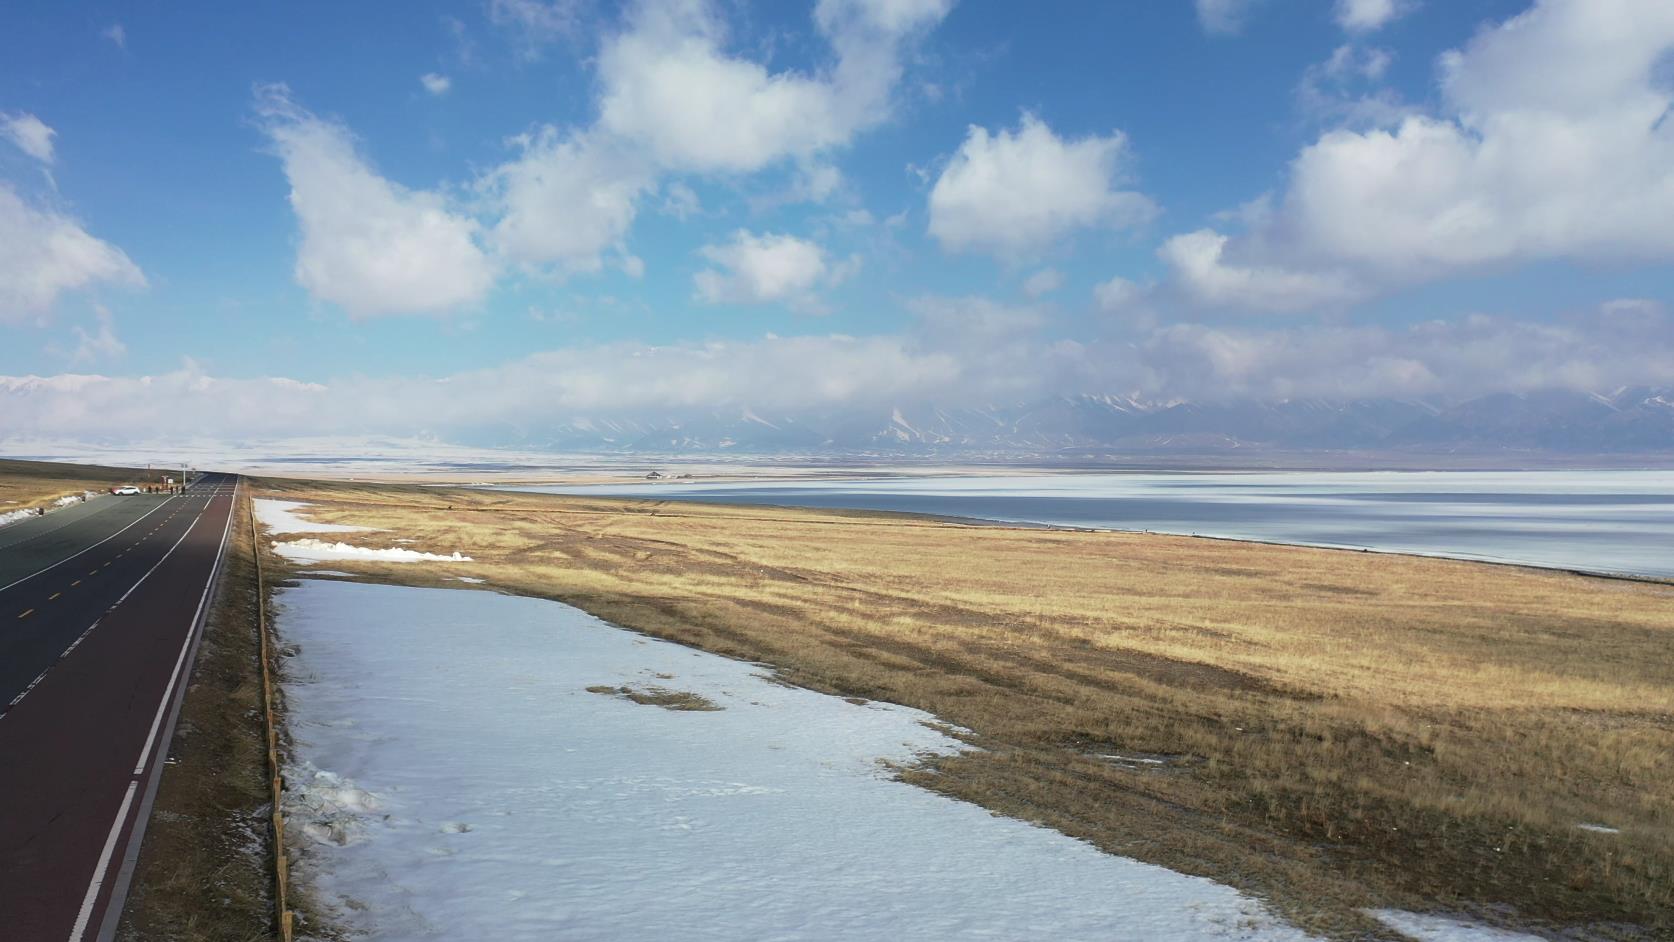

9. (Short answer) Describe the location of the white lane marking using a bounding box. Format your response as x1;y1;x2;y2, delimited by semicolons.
70;478;235;940
132;483;236;773
69;781;137;942
0;480;219;723
0;496;179;596
8;667;50;708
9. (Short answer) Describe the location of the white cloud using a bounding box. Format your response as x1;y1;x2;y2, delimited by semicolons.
2;112;56;164
8;302;1671;442
0;183;145;324
693;229;853;309
101;24;125;49
928;113;1156;258
1159;229;1364;313
420;73;452;95
1195;0;1259;35
596;0;948;174
1166;0;1674;310
1022;268;1063;297
70;305;126;363
255;85;495;316
485;128;654;277
1334;0;1414;34
1140;305;1674;400
0;335;967;440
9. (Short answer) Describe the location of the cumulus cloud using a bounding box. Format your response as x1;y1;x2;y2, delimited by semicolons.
255;85;496;316
1159;229;1365;313
0;183;145;323
245;3;953;302
596;0;949;173
485;128;653;277
1;112;56;164
693;229;856;309
1165;0;1674;311
928;113;1156;258
1334;0;1413;34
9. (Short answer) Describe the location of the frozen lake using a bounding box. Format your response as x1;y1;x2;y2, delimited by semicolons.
500;470;1674;578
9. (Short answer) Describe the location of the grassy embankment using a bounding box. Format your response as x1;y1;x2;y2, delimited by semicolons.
0;456;155;513
253;477;1674;940
117;486;275;941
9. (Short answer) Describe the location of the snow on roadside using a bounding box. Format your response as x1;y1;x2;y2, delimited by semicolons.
270;539;471;564
254;498;375;535
1;491;95;529
0;508;36;528
1371;910;1548;941
278;579;1323;941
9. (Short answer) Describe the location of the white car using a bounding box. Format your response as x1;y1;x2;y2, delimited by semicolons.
113;485;141;495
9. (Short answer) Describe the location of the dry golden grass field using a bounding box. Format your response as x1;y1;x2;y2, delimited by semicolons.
253;477;1674;939
0;457;154;512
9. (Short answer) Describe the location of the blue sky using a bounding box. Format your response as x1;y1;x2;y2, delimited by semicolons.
2;0;1672;441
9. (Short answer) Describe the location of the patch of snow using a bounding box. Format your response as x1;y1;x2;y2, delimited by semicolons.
279;579;1321;941
1370;911;1548;941
1100;753;1168;765
271;539;471;564
0;508;37;528
301;570;356;578
254;498;375;535
1575;822;1620;834
452;576;486;584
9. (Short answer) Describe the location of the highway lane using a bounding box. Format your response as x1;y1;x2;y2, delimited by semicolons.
0;472;238;941
0;493;172;578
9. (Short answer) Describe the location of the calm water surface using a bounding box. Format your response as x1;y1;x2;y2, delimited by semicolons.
499;470;1674;578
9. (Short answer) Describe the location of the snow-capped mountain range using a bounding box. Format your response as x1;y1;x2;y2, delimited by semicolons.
471;387;1674;456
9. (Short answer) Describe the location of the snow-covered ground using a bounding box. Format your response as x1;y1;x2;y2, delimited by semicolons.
254;498;375;535
0;507;37;528
0;491;95;530
269;539;472;564
279;579;1328;941
255;498;471;564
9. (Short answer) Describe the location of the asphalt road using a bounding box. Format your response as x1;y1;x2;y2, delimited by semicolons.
0;472;238;941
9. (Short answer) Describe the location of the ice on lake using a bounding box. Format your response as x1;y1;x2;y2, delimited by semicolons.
503;470;1674;578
